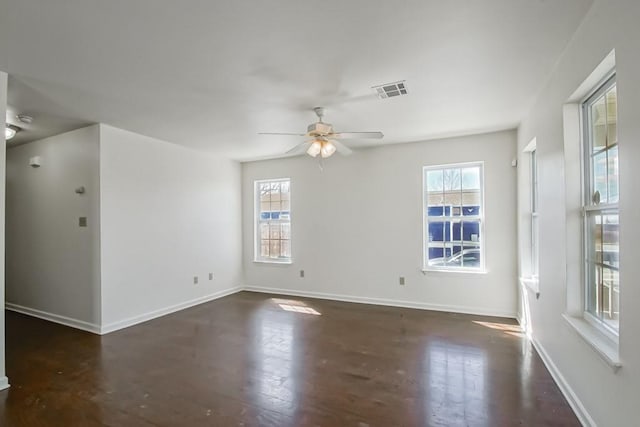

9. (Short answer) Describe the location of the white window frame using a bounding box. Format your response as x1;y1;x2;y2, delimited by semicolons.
422;162;486;273
580;73;619;338
560;51;620;370
254;178;292;264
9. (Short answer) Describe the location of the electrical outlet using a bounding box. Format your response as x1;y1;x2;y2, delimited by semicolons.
78;217;87;227
209;272;214;280
399;277;405;285
193;276;198;285
300;270;305;278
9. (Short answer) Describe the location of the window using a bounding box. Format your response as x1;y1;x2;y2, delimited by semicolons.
531;149;539;277
423;163;484;271
255;178;291;263
582;75;619;333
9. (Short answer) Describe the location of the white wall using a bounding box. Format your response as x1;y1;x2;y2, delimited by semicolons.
243;130;517;317
6;125;101;328
516;0;640;425
0;71;9;390
99;125;243;330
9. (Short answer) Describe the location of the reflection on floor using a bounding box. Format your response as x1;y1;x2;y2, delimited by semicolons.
0;291;579;426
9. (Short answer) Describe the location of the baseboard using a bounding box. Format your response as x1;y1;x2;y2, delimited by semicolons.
531;338;595;427
0;376;9;391
100;286;244;334
5;303;101;334
243;286;517;319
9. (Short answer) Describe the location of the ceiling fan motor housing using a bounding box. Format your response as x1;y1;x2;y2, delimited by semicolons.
307;122;333;136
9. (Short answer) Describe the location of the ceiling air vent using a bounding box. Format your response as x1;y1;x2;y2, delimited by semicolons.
372;81;408;99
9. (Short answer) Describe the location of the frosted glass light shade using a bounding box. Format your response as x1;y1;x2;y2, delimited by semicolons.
320;140;336;158
306;140;322;157
5;126;17;140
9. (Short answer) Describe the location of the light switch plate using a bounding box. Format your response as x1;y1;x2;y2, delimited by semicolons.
79;217;87;227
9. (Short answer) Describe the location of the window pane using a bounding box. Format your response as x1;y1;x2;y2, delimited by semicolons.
463;220;481;246
591;95;607;151
592;150;608;203
261;240;270;258
602;266;620;330
587;213;603;265
606;86;617;145
281;240;291;258
281;223;291;240
452;220;462;254
461;167;480;190
444;168;461;191
602;214;619;269
260;223;269;239
463;191;481;213
444;191;461;211
607;146;619;203
427;170;444;192
269;240;281;258
586;261;600;318
270;224;280;239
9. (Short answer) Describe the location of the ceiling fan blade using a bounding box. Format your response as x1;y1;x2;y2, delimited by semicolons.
285;141;310;155
332;131;384;139
331;140;353;156
258;132;307;136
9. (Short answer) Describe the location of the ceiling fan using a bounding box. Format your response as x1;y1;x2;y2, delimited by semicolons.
258;107;384;158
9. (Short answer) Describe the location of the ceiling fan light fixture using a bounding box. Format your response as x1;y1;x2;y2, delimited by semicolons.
320;140;336;158
5;124;20;141
307;140;322;157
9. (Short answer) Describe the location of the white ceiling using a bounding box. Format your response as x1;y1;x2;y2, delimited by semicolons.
2;0;593;160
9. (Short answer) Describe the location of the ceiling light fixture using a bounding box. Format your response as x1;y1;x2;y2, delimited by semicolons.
5;124;20;141
320;140;336;158
306;139;322;157
306;138;338;159
260;106;382;161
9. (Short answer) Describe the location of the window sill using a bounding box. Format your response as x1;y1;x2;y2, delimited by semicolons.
519;276;540;298
422;268;487;275
253;259;292;265
562;314;621;372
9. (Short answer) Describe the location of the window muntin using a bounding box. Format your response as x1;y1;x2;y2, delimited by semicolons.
255;179;291;262
423;163;484;271
582;75;619;333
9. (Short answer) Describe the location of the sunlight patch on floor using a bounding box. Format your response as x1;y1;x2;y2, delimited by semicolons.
472;321;523;337
271;298;321;315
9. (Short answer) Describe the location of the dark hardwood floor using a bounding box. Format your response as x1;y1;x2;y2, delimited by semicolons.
0;291;579;426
